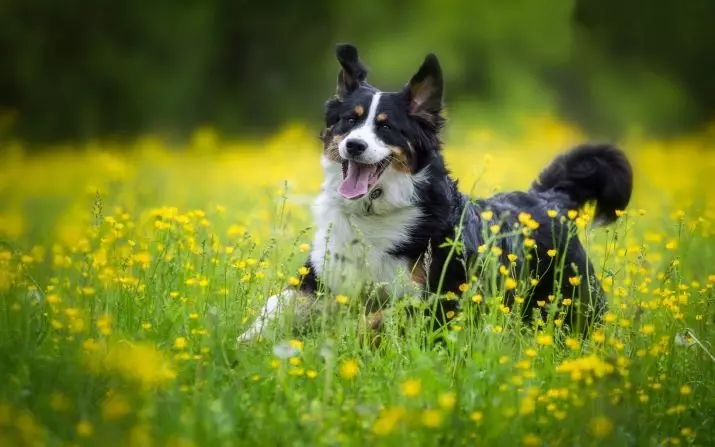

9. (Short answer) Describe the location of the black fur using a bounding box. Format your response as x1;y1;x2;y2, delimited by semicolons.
531;143;633;225
309;44;634;335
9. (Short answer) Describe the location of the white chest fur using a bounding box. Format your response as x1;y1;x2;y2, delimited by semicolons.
309;156;425;298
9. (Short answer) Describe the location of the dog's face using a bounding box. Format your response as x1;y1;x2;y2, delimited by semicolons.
321;44;444;201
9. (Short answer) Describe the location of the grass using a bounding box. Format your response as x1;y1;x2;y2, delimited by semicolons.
1;117;714;446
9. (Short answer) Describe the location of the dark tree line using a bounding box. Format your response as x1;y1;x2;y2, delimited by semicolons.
0;0;713;144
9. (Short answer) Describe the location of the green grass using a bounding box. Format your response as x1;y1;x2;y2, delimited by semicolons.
1;139;715;447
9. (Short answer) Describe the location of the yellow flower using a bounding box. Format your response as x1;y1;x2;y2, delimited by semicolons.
567;210;578;220
565;337;581;350
665;240;678;250
522;433;541;446
490;224;501;234
536;334;553;346
507;253;518;262
504;278;517;290
49;392;70;412
458;283;469;292
288;276;300;286
562;298;573;306
335;294;349;305
421;409;443;428
102;394;130;420
339;359;359;379
480;211;493;220
400;379;422;397
306;370;318;379
640;324;656;335
174;337;187;349
298;266;310;276
569;276;581;286
590;415;613;438
76;420;94;437
471;294;483;303
519;396;536;415
592;330;606;343
438;392;456;410
523;238;536;248
299;243;310;253
547;209;558;218
469;411;483;423
547;249;557;257
372;407;405;436
680;384;692;395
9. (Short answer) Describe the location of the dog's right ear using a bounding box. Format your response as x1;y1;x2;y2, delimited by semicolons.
335;44;368;98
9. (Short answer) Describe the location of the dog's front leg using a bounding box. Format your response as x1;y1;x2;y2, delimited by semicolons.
237;260;320;343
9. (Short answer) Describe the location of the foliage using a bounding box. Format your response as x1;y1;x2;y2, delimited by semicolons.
1;0;714;142
1;119;715;445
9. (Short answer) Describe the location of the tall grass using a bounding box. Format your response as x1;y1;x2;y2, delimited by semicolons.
0;117;714;446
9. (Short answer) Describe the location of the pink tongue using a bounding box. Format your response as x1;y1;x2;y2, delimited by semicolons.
339;161;378;199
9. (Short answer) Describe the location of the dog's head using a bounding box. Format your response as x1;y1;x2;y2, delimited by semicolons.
321;44;444;201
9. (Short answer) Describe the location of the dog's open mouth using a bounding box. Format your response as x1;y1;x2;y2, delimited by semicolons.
338;159;389;200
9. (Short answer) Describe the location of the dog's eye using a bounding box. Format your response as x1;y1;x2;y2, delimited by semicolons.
346;118;356;126
380;123;391;131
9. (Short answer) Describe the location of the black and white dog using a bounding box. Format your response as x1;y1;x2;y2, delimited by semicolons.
238;44;632;343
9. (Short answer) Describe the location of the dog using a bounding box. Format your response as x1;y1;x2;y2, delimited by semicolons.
238;44;633;343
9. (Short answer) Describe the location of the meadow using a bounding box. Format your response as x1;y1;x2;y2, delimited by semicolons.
1;116;714;446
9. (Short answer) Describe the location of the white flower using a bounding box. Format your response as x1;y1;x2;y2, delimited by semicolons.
674;331;695;347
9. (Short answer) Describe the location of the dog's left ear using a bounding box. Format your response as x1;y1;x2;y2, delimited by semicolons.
336;44;368;98
404;54;443;118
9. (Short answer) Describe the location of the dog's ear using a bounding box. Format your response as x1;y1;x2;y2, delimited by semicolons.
336;44;368;98
404;54;443;118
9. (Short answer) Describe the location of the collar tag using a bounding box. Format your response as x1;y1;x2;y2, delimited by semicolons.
370;188;383;201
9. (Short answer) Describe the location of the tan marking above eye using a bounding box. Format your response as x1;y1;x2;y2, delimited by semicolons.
354;105;365;117
376;112;388;122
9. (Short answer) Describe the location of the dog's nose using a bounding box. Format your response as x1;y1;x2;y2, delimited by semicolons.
345;139;367;156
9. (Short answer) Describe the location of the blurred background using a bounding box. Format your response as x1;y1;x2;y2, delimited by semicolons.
1;0;714;145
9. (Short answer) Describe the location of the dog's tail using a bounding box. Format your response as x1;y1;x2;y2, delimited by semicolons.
530;143;633;225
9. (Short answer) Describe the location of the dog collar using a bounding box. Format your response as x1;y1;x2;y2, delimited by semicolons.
364;187;383;215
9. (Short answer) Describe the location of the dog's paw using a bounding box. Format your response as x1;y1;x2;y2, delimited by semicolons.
237;327;261;345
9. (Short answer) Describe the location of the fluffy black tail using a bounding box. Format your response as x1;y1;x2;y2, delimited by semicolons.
530;143;633;225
